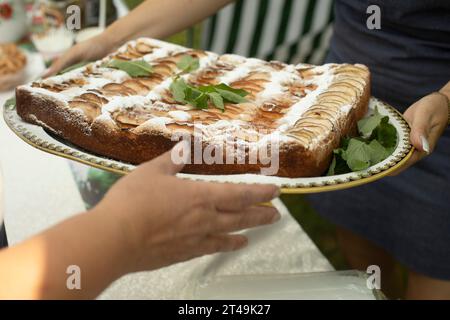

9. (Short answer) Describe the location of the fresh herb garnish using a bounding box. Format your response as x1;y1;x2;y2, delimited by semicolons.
169;54;248;110
208;92;225;110
170;77;189;102
176;55;200;74
372;116;397;152
103;59;153;77
214;83;249;104
58;61;91;75
169;78;248;111
327;107;397;175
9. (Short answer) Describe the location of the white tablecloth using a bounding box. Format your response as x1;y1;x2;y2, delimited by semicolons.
0;64;333;298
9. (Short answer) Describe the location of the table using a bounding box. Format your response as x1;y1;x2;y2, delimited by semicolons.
0;82;335;300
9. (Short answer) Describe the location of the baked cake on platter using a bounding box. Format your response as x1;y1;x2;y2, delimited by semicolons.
15;38;370;177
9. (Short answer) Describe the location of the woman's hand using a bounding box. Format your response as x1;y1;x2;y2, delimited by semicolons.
43;33;116;77
93;142;281;273
397;92;449;173
0;143;279;299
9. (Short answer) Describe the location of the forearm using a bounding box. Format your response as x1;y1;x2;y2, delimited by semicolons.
104;0;234;48
0;208;130;299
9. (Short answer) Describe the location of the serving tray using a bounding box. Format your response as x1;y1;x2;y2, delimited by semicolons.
3;97;413;194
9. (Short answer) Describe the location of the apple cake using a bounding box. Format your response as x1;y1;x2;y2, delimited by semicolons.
15;38;370;177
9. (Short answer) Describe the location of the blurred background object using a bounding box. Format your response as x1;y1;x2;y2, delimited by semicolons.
0;0;121;90
28;0;77;60
82;0;116;28
28;0;117;60
75;0;116;43
0;0;27;44
0;43;27;91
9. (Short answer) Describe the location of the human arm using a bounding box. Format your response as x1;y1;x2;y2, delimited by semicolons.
45;0;235;75
0;144;280;299
105;0;234;47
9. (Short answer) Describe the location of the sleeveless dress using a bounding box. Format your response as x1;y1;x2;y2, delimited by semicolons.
308;0;450;280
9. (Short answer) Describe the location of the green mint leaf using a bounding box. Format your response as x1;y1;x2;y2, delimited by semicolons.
327;109;398;175
104;59;153;77
341;138;392;173
58;61;91;75
215;83;249;104
208;92;224;111
184;87;194;102
193;93;209;109
215;83;249;97
216;88;248;104
357;106;384;137
327;135;395;175
345;139;372;171
327;156;337;176
170;78;188;103
341;137;351;149
185;86;203;102
371;117;397;149
327;148;351;176
386;146;396;155
168;79;250;110
348;159;371;171
198;85;217;93
367;139;390;164
176;55;200;74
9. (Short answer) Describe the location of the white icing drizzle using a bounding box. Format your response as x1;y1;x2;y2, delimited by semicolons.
101;95;150;114
279;64;335;129
199;51;219;69
26;87;69;102
257;69;297;102
168;110;191;122
217;57;264;84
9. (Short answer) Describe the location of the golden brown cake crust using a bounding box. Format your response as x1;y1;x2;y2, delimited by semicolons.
15;38;370;177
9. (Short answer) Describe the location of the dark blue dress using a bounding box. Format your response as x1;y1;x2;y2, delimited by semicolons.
308;0;450;279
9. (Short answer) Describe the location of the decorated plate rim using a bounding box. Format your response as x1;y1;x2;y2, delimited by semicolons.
2;97;413;194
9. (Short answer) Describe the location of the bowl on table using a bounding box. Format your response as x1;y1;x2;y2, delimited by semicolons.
0;0;27;44
0;43;27;92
